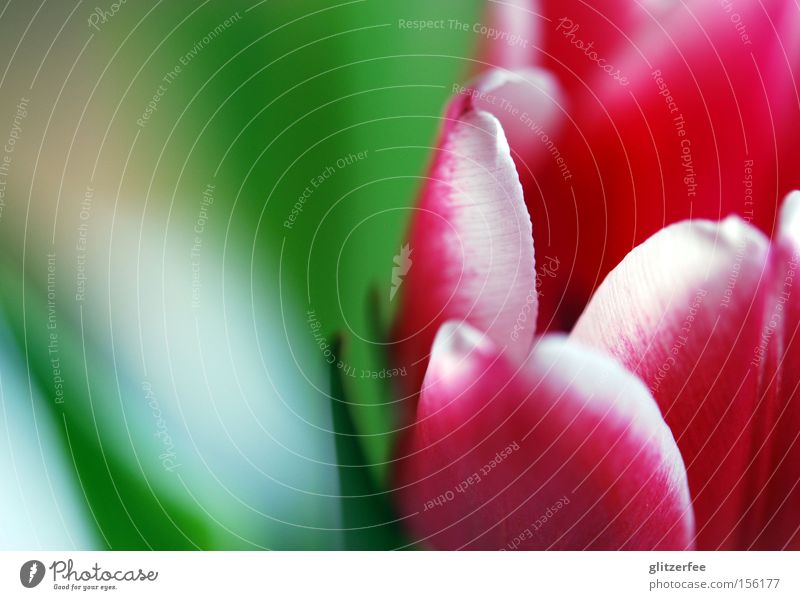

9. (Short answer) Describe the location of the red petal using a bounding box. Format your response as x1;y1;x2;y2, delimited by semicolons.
537;1;673;94
390;99;537;398
572;216;781;549
477;0;800;332
478;0;542;71
744;193;800;549
394;322;694;550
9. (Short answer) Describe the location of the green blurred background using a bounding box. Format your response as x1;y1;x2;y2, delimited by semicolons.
0;0;491;549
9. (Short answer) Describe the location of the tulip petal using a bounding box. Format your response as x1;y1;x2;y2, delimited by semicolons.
466;68;565;179
395;321;694;550
390;99;537;396
477;0;800;333
479;0;542;71
745;193;800;549
572;217;779;549
537;1;669;93
450;68;573;333
480;0;675;87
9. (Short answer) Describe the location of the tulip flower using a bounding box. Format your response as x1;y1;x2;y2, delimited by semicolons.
475;0;800;332
391;80;694;550
390;70;800;550
572;194;800;550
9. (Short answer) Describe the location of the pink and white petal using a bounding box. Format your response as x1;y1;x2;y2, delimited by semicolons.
466;68;565;177
390;101;537;397
744;192;800;549
490;0;800;333
394;321;694;550
470;0;668;333
478;0;543;71
572;217;773;549
448;68;569;335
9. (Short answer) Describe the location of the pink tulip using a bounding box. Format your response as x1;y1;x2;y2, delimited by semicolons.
389;79;539;400
476;0;800;332
389;70;800;549
390;84;694;550
572;194;800;550
394;322;695;550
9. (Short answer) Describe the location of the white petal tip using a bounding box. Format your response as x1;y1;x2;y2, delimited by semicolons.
470;66;556;93
426;321;495;386
466;67;562;112
431;321;492;360
779;191;800;244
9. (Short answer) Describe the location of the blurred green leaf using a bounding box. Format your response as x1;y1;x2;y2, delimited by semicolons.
329;336;410;549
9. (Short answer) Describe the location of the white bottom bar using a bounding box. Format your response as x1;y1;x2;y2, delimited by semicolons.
1;551;797;599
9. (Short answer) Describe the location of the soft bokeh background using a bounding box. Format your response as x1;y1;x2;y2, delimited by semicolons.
0;0;485;549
